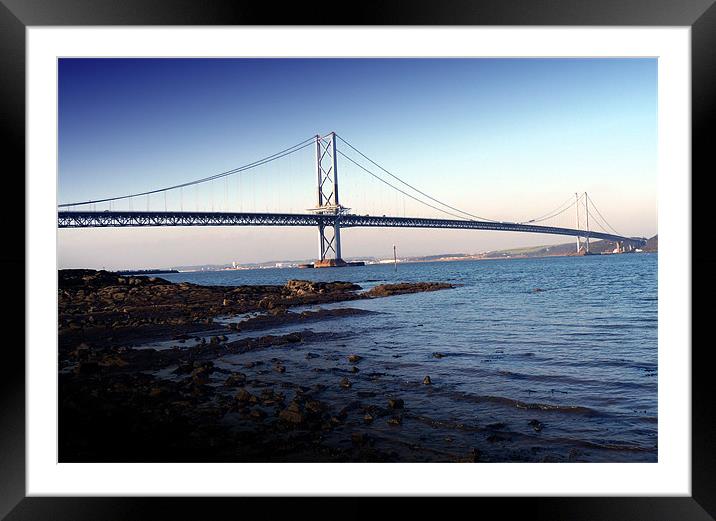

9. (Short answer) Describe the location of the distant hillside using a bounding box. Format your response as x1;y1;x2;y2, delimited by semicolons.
643;235;658;252
403;253;471;262
481;235;657;259
167;235;658;271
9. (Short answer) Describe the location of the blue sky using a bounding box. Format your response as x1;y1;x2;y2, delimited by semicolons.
58;58;657;269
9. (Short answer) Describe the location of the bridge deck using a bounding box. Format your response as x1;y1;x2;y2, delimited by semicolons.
57;211;646;247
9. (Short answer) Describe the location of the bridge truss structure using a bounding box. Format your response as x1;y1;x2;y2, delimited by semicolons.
57;210;647;248
58;131;649;257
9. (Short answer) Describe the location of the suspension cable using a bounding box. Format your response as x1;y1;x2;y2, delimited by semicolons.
334;134;499;222
531;194;586;224
586;194;622;236
520;193;581;224
586;204;615;234
336;150;474;221
586;210;611;234
58;136;316;208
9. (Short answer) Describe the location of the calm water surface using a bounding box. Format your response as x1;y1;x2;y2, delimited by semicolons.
158;253;657;462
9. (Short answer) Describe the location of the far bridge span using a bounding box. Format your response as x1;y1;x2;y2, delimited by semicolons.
58;132;648;265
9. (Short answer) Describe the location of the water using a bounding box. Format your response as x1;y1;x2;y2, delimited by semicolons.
158;253;657;462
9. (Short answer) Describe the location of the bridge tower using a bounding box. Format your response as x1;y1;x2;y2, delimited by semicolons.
584;191;590;253
312;132;347;267
575;193;581;253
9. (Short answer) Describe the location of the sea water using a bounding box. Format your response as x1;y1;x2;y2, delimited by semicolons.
158;253;658;462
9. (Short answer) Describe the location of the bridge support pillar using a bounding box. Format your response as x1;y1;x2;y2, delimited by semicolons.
575;192;581;253
334;218;342;260
584;192;590;253
312;132;347;268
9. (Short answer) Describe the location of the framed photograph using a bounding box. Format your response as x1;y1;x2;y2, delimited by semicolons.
5;0;712;518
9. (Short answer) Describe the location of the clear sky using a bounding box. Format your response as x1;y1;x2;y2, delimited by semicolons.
58;58;657;269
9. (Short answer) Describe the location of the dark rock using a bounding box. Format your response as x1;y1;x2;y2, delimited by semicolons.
73;343;92;360
305;400;324;414
191;372;210;385
235;389;254;403
528;419;544;432
568;448;584;461
338;401;362;418
190;362;214;379
387;416;403;426
432;352;446;359
388;398;404;409
225;373;247;386
423;375;432;385
250;408;267;419
278;401;305;424
260;389;284;405
487;434;511;443
351;432;372;446
286;333;301;343
339;378;352;389
98;354;127;368
258;297;279;310
464;448;482;462
365;282;453;298
285;280;319;295
347;354;362;363
285;279;361;295
76;361;99;375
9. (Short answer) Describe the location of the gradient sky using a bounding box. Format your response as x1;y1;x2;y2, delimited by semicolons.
58;58;657;269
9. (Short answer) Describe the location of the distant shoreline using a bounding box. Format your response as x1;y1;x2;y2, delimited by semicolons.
168;250;656;273
165;236;657;273
114;269;180;276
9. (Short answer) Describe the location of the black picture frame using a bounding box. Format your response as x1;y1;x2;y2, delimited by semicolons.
2;0;712;518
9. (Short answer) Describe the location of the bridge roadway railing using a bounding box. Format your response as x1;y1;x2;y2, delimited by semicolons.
57;211;647;247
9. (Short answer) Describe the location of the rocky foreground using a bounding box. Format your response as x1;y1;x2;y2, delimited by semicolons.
58;270;456;462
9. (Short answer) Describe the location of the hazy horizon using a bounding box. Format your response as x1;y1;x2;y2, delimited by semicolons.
58;58;657;270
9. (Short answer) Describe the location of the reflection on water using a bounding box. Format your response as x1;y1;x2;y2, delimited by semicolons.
158;254;657;462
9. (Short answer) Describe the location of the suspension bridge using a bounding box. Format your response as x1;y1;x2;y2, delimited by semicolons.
58;132;647;267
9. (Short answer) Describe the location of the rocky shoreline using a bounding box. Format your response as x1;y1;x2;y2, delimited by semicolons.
59;269;459;462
